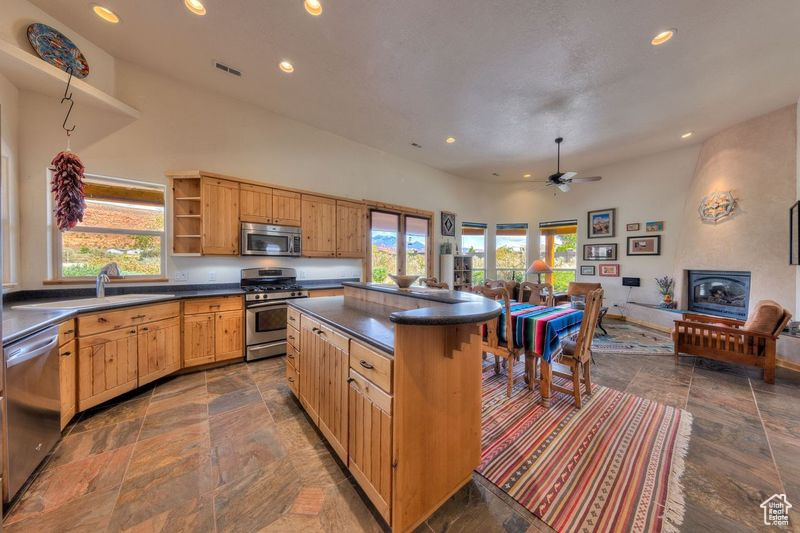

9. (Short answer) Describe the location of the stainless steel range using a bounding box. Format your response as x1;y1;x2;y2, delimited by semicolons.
242;267;308;361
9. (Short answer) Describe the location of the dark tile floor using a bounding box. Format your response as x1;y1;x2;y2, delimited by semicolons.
3;320;799;532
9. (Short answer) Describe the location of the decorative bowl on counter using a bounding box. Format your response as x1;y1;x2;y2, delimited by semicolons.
388;274;419;289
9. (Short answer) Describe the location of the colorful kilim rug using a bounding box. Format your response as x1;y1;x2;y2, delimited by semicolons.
478;362;691;533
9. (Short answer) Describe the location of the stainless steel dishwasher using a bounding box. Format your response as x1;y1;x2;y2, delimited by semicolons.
3;325;61;501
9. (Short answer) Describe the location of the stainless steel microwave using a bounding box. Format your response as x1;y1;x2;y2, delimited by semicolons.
241;223;302;256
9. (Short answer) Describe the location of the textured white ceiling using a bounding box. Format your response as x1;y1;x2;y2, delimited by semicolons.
29;0;800;181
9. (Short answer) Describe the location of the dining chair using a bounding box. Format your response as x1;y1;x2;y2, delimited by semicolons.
473;285;525;398
485;280;519;301
551;288;603;408
419;277;449;289
519;281;555;306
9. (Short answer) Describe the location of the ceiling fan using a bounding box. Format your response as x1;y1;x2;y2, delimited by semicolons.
529;137;602;192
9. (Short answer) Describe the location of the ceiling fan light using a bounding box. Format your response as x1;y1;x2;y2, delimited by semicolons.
558;183;571;193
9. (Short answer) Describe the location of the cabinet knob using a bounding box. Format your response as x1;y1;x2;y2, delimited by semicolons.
346;377;355;384
359;360;374;370
61;351;71;357
64;329;74;335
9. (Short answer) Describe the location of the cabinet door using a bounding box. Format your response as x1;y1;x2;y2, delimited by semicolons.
59;340;76;429
298;316;321;423
336;200;365;258
272;189;301;226
316;324;350;463
77;328;138;411
301;194;337;257
202;177;240;255
183;313;216;367
215;310;244;362
348;372;392;522
137;317;181;386
240;183;273;224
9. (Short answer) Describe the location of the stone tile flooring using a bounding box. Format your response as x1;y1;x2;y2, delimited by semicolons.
3;319;799;532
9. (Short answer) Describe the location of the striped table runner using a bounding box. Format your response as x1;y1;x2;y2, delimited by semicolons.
497;304;584;362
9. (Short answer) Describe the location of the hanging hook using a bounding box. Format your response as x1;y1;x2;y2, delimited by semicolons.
60;66;76;136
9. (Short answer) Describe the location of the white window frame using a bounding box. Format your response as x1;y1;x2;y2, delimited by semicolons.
50;172;167;281
461;223;487;286
495;224;528;283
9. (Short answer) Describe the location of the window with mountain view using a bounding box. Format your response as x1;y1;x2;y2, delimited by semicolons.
496;224;527;282
461;223;486;286
57;175;166;279
369;209;431;282
539;222;577;291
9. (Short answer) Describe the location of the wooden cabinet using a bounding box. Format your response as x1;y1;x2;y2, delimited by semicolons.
137;317;181;386
301;194;337;257
239;183;273;224
316;323;350;462
182;296;244;367
215;310;244;361
298;315;321;422
78;302;180;338
273;189;301;226
77;327;139;411
348;370;393;522
182;313;216;367
202;177;240;255
59;339;76;430
336;200;366;258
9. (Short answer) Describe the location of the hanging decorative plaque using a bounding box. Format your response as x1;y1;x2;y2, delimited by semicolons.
698;191;736;223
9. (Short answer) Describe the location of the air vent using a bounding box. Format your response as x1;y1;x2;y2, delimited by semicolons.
214;61;242;77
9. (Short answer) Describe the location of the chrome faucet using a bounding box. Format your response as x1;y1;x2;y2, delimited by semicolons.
96;262;120;298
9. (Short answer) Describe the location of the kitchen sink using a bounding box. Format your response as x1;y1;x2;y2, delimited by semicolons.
13;293;175;311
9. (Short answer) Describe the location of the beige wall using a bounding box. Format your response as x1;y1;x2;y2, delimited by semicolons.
0;72;20;288
16;60;494;288
674;105;797;315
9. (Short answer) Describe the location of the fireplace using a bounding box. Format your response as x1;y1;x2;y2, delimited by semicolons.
687;270;751;320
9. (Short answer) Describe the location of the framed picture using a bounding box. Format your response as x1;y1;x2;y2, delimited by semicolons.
587;208;616;239
626;223;640;231
583;243;618;261
441;211;455;237
646;221;664;232
580;265;596;276
599;263;620;277
627;235;661;256
791;202;800;265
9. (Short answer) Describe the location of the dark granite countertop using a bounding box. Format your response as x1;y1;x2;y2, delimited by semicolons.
343;282;501;325
288;297;396;354
2;278;357;345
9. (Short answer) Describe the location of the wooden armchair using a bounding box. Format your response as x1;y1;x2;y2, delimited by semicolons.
419;277;449;289
519;282;555;307
673;300;792;383
473;285;525;398
551;288;603;407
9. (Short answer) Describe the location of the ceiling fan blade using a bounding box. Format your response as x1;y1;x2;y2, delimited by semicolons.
558;183;571;192
559;171;577;182
568;175;602;183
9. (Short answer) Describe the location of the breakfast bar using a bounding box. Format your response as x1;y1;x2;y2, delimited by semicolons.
286;282;501;532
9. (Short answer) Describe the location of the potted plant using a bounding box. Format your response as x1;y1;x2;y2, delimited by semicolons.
655;275;675;308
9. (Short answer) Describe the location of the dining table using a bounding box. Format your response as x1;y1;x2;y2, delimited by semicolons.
496;302;584;406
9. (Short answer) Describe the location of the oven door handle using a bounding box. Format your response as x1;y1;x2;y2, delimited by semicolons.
247;301;288;310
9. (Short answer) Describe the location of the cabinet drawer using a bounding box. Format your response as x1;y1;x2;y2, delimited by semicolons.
287;306;301;329
350;341;393;393
300;314;320;333
59;319;76;346
287;325;300;350
78;302;180;337
286;342;299;369
183;296;242;315
286;360;299;395
318;322;349;353
349;369;392;414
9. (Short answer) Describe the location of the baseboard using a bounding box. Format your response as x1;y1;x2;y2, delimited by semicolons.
616;315;672;333
777;357;800;372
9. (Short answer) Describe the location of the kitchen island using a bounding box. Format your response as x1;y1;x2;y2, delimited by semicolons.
286;282;501;533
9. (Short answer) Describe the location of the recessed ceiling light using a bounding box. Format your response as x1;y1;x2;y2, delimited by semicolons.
523;173;532;178
184;0;206;16
304;0;323;16
445;137;456;144
681;131;694;139
91;4;120;23
651;28;676;46
279;60;294;73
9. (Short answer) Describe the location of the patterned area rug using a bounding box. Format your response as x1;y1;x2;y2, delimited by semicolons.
478;363;692;533
593;321;674;355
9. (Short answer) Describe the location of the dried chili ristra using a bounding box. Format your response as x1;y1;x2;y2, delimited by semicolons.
50;151;86;230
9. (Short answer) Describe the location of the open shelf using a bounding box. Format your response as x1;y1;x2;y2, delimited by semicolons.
175;234;201;238
0;40;139;118
175;214;201;218
174;197;201;201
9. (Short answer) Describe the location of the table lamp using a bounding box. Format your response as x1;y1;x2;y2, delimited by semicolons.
527;259;552;283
